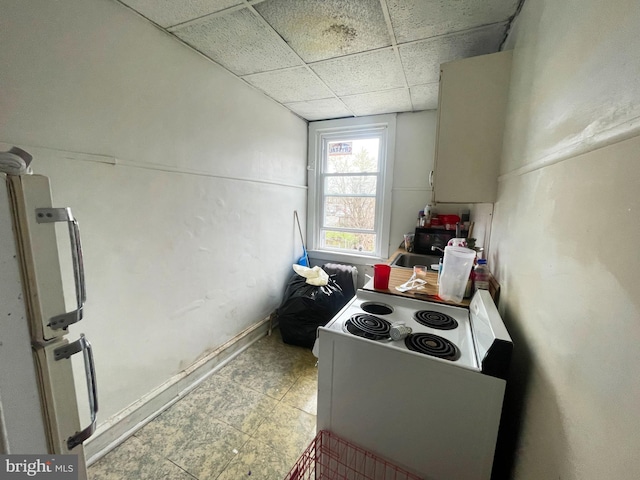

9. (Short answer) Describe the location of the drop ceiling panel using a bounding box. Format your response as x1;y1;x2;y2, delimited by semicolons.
341;89;413;116
254;0;391;63
410;83;440;111
387;0;520;43
311;49;406;97
121;0;243;28
242;67;335;103
171;8;303;76
400;24;508;86
284;98;353;121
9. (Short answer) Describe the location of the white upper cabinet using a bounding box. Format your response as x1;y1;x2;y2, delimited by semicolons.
432;51;512;203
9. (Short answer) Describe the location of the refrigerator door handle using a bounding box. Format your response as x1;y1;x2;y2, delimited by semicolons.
54;334;98;450
35;207;86;330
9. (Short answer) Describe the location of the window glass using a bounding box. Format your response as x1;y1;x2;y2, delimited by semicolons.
323;176;377;195
325;139;380;173
321;231;377;253
322;196;376;229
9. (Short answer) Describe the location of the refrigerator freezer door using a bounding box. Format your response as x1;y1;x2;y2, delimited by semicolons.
8;175;86;342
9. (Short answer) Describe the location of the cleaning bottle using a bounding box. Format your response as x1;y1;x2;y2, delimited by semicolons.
423;203;432;227
474;259;490;291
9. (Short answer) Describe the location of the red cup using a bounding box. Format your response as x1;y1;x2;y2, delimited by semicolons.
373;264;391;290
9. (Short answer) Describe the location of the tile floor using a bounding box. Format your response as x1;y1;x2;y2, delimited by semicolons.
89;330;318;479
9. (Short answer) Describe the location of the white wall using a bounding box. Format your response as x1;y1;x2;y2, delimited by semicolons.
0;0;307;430
491;0;640;478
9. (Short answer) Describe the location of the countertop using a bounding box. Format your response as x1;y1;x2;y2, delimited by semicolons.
362;267;470;307
361;247;500;308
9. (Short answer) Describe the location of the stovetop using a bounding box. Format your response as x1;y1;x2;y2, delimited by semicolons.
323;289;480;370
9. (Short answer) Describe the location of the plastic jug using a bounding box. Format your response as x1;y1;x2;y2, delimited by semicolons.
438;246;476;303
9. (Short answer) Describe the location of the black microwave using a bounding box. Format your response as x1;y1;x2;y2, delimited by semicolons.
413;227;466;255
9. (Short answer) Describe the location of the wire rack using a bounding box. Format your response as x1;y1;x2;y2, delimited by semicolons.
284;430;423;480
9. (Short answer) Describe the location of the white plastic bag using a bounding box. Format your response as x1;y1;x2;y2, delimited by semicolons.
292;264;329;286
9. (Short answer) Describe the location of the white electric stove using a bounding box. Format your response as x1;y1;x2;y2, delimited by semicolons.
315;289;512;480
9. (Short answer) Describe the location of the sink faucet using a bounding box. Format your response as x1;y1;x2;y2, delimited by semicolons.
431;246;445;254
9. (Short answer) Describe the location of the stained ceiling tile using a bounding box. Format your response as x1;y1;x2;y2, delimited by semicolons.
254;0;391;63
243;67;334;104
171;8;302;76
387;0;520;43
284;98;353;121
120;0;243;28
400;23;507;85
341;89;412;116
410;83;440;110
311;49;406;97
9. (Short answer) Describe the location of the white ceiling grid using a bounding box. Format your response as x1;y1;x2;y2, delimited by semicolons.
117;0;522;121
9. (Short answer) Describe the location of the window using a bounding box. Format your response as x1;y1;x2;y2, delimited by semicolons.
307;115;396;260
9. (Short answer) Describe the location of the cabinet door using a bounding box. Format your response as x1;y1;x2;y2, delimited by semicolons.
433;51;512;203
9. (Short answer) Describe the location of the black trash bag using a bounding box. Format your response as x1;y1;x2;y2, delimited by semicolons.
276;272;346;348
322;263;357;300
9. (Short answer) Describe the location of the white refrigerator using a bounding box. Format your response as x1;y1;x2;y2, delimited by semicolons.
0;172;97;478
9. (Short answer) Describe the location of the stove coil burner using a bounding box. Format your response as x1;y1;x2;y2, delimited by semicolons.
413;310;458;330
345;314;392;341
360;302;394;315
404;333;460;361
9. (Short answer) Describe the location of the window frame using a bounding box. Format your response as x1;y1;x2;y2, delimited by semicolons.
307;115;396;262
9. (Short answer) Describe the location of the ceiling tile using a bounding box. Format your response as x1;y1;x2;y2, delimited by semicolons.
284;98;353;121
171;8;302;76
254;0;391;63
311;49;405;97
120;0;243;28
243;67;334;103
341;89;412;117
399;23;507;85
387;0;520;43
410;83;439;110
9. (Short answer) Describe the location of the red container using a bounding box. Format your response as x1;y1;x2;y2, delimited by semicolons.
373;264;391;290
438;214;460;225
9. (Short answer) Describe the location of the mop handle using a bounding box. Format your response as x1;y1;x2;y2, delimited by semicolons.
294;210;308;264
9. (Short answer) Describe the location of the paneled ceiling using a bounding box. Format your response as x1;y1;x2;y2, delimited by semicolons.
117;0;522;121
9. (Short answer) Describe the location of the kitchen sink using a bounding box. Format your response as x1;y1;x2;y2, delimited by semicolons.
390;252;442;269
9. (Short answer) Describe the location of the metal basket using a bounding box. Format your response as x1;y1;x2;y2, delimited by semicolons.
285;430;423;480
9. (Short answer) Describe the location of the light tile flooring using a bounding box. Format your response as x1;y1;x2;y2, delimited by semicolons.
89;331;318;479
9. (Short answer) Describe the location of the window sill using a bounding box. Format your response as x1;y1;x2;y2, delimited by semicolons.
307;249;386;266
